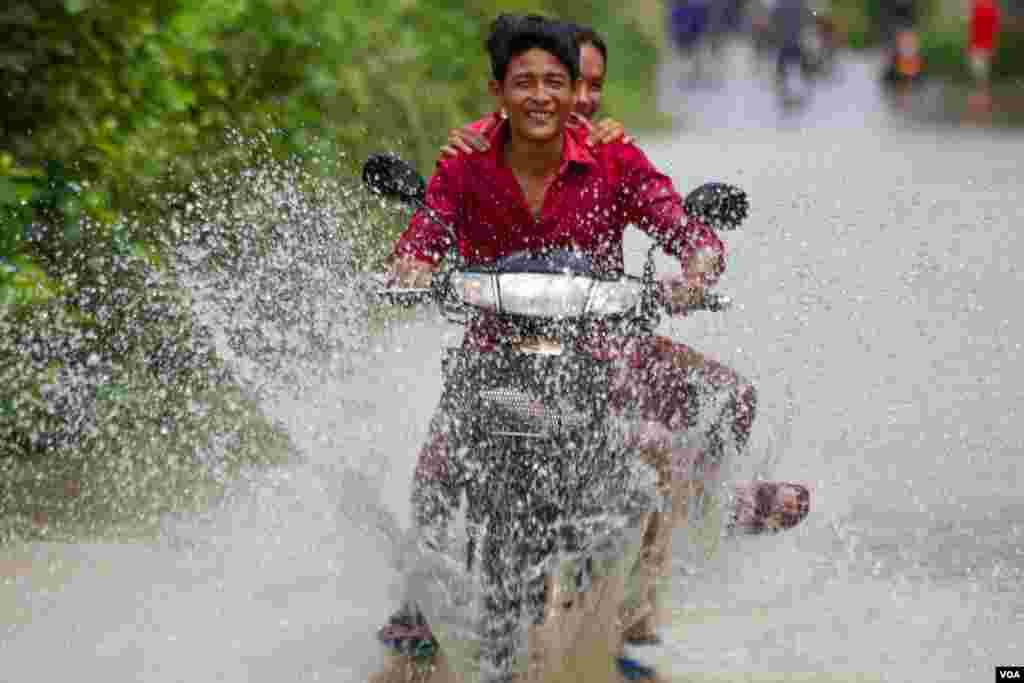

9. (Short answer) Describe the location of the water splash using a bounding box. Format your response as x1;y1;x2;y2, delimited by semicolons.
0;133;397;543
168;143;373;398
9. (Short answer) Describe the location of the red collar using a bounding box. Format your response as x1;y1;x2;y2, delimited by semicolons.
480;117;598;172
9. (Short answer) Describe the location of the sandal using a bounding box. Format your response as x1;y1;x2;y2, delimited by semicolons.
376;603;438;660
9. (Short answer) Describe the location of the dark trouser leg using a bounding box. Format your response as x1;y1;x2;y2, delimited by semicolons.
777;43;803;79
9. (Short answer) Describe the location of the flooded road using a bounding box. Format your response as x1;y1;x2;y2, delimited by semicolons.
649;46;1024;681
3;49;1023;682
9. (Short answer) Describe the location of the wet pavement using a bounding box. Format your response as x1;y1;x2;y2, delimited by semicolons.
644;43;1024;682
2;45;1023;683
657;43;1024;131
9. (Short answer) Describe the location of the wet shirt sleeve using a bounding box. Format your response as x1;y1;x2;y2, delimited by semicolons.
392;158;462;265
614;143;725;284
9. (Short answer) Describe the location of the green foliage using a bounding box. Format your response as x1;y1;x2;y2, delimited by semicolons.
2;1;663;201
831;0;941;48
1;0;666;289
830;0;877;49
0;159;122;307
919;21;974;82
919;18;1024;83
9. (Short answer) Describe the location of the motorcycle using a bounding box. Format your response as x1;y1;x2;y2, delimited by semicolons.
362;153;747;683
801;6;843;79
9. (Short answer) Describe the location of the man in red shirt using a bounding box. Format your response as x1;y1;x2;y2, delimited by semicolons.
969;0;1001;87
377;14;785;682
423;17;808;643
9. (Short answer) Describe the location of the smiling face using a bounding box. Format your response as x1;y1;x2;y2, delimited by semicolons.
575;42;606;119
491;48;577;144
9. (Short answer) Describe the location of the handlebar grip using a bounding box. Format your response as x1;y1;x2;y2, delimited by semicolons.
375;288;434;306
665;292;733;314
700;292;733;312
683;182;748;231
658;281;734;314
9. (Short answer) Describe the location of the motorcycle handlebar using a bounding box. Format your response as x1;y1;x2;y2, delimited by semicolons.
372;285;732;314
374;287;435;306
694;292;733;312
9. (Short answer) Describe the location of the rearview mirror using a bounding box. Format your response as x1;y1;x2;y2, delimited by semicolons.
684;182;748;231
362;153;426;205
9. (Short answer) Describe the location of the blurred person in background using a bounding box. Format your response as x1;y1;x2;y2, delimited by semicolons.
705;0;736;78
880;0;924;84
967;0;1001;107
749;0;777;66
669;0;714;84
772;0;811;95
803;1;844;78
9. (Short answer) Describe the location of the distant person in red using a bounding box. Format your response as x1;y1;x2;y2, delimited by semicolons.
968;0;1001;88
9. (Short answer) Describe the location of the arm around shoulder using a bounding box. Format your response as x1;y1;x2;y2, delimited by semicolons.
614;144;726;284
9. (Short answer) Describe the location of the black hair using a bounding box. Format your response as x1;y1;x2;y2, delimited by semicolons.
569;23;609;70
485;13;580;83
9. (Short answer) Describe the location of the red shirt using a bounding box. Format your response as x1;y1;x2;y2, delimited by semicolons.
970;0;1000;52
394;116;723;279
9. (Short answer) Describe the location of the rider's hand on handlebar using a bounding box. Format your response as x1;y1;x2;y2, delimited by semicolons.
386;255;436;288
685;245;724;285
661;247;722;314
659;276;710;315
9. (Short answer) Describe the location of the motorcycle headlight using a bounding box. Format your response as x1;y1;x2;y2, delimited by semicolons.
449;271;644;318
496;273;591;318
586;279;644;316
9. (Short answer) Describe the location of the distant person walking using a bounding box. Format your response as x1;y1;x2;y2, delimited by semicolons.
670;0;712;82
773;0;808;88
968;0;1001;88
879;0;924;84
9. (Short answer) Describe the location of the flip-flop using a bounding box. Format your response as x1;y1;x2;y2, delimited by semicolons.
617;655;658;681
377;604;438;660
